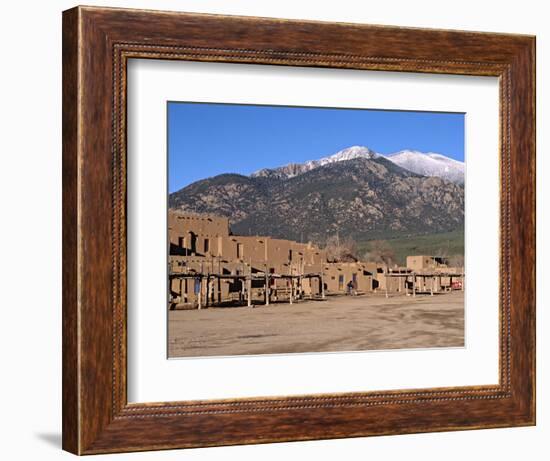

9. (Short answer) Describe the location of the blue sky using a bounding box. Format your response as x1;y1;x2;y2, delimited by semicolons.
168;102;464;193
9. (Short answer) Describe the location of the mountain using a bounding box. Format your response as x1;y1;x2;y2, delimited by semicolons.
251;146;378;180
251;145;464;184
169;155;464;244
386;150;465;184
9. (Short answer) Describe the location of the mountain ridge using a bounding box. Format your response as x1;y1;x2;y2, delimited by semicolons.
386;149;464;184
251;145;464;184
169;154;464;244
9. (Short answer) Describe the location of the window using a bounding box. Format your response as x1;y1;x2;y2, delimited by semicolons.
237;243;244;259
189;232;197;254
204;238;209;253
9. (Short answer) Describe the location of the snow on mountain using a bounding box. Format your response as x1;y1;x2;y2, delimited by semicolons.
311;145;378;166
385;150;464;184
251;146;378;179
250;145;464;184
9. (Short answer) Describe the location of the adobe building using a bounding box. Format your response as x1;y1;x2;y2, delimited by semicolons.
168;211;331;308
168;211;464;309
169;212;230;258
376;266;411;294
406;255;449;271
405;255;464;294
322;262;375;294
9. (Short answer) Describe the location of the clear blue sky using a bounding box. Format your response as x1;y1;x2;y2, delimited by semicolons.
168;102;464;193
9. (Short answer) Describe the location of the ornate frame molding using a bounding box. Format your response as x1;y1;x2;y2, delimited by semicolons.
63;6;535;454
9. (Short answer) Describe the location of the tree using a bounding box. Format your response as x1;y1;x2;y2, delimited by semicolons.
448;254;465;268
324;234;358;262
363;240;395;266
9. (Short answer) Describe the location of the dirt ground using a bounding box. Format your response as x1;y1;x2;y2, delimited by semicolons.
168;291;464;358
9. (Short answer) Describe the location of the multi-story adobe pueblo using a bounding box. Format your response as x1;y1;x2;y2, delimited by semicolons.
168;210;464;309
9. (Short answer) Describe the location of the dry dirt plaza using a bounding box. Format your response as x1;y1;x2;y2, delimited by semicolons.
168;291;464;357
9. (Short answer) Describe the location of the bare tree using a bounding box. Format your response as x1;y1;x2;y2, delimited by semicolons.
363;240;395;266
325;234;358;262
448;254;465;268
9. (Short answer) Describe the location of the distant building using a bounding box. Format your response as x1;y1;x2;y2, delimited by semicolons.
406;255;449;271
405;255;464;293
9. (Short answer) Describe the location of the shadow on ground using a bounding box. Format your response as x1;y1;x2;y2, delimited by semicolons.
36;432;61;448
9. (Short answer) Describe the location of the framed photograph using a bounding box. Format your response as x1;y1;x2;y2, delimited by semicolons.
62;6;535;455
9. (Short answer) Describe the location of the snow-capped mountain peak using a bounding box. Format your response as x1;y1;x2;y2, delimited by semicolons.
303;145;377;169
386;150;464;184
251;145;377;179
319;145;377;163
250;145;463;184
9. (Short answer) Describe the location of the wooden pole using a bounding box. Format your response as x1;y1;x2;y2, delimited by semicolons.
289;278;293;305
413;273;416;297
240;274;245;303
430;276;434;296
385;274;388;299
265;271;270;306
240;262;245;303
205;275;210;307
217;257;221;304
321;272;325;299
298;258;306;298
197;276;202;310
289;265;293;305
248;258;253;307
247;272;252;307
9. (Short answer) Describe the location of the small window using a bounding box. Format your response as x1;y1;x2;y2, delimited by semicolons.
204;238;209;253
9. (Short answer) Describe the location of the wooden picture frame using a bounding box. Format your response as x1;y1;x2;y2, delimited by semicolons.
62;5;535;455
